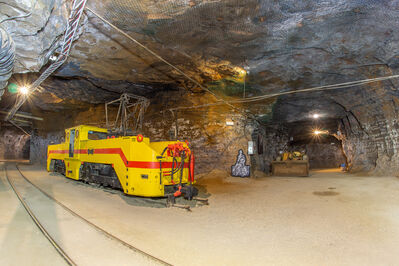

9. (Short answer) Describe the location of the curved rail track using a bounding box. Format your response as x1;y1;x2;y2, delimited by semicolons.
4;163;171;266
4;165;76;266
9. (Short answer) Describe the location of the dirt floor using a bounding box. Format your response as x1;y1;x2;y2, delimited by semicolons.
3;164;399;265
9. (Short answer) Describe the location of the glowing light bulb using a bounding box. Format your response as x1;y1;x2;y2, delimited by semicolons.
49;55;58;62
234;67;247;76
312;113;320;119
19;86;29;95
314;130;321;135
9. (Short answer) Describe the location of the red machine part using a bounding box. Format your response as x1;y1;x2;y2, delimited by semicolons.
164;141;195;182
189;153;195;182
137;134;144;142
166;142;191;157
173;186;182;197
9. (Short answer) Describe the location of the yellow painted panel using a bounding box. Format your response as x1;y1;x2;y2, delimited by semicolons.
47;125;193;197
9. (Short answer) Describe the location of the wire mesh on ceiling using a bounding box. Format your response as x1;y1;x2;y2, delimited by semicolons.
87;0;261;63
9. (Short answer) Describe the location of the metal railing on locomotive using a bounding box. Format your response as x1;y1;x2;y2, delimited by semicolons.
105;93;149;136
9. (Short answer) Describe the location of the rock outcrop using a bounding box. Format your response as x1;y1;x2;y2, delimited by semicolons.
0;0;68;73
3;1;399;175
0;126;30;159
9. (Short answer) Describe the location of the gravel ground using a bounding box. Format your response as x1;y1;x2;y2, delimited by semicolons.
12;165;399;265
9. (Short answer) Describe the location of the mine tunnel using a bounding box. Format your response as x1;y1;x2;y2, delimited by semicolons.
1;1;399;265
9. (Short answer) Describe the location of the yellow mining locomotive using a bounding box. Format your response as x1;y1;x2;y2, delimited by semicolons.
47;125;197;199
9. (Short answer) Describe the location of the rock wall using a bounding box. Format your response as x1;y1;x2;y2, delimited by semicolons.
254;124;289;173
291;142;346;169
142;114;255;175
0;126;30;159
0;0;68;73
29;91;260;175
308;143;346;169
27;84;399;177
30;130;64;165
332;85;399;175
142;90;257;175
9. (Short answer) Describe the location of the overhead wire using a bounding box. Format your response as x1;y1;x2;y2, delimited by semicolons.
167;74;399;111
0;0;38;24
84;7;247;117
85;6;399;118
0;12;31;24
230;74;399;103
7;3;396;123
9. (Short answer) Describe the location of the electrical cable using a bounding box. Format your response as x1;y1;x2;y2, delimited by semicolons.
165;74;399;111
8;4;394;124
230;74;399;103
0;0;38;24
85;7;247;116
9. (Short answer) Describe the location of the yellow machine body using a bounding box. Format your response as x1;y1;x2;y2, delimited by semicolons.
273;151;309;177
47;125;193;197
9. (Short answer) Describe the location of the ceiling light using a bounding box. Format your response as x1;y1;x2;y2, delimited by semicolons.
312;113;320;119
226;119;234;126
313;129;329;135
49;55;58;62
234;67;247;76
19;86;29;95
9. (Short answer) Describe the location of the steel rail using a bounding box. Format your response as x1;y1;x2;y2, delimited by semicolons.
15;164;172;266
4;165;76;266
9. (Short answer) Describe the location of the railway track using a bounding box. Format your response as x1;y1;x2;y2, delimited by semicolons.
5;165;76;266
4;163;172;266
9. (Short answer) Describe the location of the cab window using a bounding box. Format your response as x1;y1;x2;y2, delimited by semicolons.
88;131;107;140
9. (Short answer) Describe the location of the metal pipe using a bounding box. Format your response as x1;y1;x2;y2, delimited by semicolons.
9;118;32;124
8;120;30;136
0;110;43;120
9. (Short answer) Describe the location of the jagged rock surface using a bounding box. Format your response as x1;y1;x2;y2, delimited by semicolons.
3;1;399;174
0;0;68;73
0;127;30;159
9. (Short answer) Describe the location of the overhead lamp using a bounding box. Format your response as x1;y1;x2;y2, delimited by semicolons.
226;118;234;126
313;129;328;135
49;55;58;62
238;68;247;76
234;66;247;76
19;86;29;95
312;113;320;119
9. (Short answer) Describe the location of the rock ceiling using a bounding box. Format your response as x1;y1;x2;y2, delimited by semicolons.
2;0;399;122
